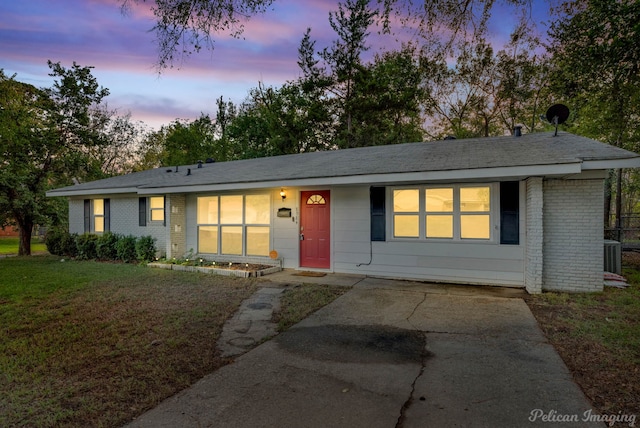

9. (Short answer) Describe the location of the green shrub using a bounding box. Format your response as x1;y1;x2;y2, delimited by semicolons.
116;235;137;263
45;229;78;257
96;232;119;260
45;228;65;256
136;235;156;263
76;234;99;260
62;233;78;257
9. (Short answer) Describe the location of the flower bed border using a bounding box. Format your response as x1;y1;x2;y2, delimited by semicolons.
147;262;282;278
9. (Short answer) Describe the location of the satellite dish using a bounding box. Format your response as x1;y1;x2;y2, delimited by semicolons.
545;104;570;136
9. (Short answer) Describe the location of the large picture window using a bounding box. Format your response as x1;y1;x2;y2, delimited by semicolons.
392;185;493;241
197;194;271;256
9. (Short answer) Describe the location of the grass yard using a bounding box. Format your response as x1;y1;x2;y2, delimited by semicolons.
0;236;47;255
0;255;346;427
526;252;640;424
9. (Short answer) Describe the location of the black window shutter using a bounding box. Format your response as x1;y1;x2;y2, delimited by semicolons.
83;199;91;233
370;187;386;241
500;181;519;245
163;195;167;226
104;199;110;232
139;197;147;227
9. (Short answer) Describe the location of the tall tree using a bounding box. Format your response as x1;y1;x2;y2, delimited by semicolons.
0;62;109;255
547;0;640;234
120;0;538;70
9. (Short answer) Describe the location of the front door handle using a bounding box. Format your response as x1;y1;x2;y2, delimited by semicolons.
300;233;304;241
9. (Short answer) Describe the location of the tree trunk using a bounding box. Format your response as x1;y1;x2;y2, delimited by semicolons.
615;168;623;242
17;220;33;256
604;170;613;230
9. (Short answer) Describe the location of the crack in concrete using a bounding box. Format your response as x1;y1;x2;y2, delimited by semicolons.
395;293;429;428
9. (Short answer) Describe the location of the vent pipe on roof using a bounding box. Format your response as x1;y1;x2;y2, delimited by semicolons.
513;125;522;137
197;160;203;168
175;165;179;172
186;168;191;176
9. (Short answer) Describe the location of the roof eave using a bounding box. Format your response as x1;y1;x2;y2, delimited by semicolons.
582;157;640;170
46;187;141;198
136;163;583;194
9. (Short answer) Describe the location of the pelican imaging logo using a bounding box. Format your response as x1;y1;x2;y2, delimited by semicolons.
529;409;636;427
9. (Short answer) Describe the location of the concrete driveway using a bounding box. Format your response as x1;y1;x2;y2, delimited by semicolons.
126;276;603;428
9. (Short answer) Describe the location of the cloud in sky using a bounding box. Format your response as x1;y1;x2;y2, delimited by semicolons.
1;0;552;130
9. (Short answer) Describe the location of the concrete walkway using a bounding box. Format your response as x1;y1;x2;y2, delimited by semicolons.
126;274;603;428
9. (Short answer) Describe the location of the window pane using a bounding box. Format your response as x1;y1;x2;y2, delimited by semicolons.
220;195;243;224
247;226;270;256
221;226;242;255
461;187;490;212
394;215;419;237
245;195;270;224
150;209;165;222
426;188;453;212
197;196;218;224
94;216;104;233
393;189;419;212
426;215;453;238
198;226;218;253
461;215;490;239
93;199;104;215
150;196;164;209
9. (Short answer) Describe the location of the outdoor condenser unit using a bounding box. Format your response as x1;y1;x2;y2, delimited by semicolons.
604;240;622;274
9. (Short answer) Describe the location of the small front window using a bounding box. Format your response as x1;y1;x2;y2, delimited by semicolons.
93;199;104;233
149;196;165;222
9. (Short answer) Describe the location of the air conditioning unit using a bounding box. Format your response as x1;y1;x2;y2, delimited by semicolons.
604;240;621;274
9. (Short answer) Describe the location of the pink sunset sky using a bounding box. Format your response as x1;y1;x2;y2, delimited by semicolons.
0;0;552;130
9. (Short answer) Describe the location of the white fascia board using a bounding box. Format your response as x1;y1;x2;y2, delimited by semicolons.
582;158;640;170
137;163;582;195
45;187;140;198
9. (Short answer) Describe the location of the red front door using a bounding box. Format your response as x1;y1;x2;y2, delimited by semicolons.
300;190;330;269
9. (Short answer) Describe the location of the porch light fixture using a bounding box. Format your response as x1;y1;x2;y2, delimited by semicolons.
280;188;287;201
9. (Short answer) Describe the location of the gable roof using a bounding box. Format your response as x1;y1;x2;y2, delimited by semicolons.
47;132;640;197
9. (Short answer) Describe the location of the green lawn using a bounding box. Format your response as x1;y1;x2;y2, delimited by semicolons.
0;255;346;427
526;254;640;419
0;255;259;427
0;236;47;254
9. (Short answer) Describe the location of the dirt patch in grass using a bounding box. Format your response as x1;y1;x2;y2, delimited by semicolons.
0;257;258;427
525;252;640;425
272;283;348;332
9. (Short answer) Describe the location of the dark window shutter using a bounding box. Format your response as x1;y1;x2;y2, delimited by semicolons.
370;187;386;242
500;181;519;245
163;196;167;226
84;199;90;233
104;199;110;232
139;197;147;227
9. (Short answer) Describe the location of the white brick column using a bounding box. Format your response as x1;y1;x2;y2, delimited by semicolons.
525;177;544;294
168;194;186;259
543;179;604;292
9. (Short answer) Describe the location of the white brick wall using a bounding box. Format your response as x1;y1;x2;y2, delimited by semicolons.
542;179;604;292
525;177;543;294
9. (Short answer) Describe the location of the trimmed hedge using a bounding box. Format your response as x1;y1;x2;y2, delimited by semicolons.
45;230;156;263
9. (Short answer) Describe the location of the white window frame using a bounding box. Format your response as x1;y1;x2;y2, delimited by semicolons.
197;193;271;256
93;199;104;233
390;184;497;242
149;196;165;223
